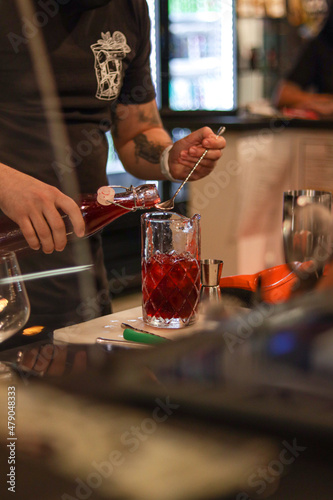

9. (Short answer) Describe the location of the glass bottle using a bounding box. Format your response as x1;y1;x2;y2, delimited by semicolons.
0;184;160;254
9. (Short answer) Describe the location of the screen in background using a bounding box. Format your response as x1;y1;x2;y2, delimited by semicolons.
168;0;236;111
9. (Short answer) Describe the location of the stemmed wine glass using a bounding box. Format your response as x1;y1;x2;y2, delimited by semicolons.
0;251;30;342
0;251;30;378
282;190;333;289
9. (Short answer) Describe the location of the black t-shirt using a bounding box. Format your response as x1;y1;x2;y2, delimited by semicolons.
0;0;156;328
285;36;333;94
0;0;156;193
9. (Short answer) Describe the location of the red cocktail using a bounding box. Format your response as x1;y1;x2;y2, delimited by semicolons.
142;252;200;327
141;212;201;329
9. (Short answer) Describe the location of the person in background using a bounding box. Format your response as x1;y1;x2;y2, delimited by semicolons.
0;0;226;330
273;1;333;117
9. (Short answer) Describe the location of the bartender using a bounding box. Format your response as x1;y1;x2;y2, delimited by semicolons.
0;0;226;329
273;2;333;117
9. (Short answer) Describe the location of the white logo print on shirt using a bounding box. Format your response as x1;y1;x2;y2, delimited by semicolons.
91;31;131;101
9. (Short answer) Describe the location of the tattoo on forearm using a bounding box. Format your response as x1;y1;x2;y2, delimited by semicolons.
110;102;162;139
133;134;164;164
137;107;161;127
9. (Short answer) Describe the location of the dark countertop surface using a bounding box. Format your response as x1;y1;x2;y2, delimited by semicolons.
160;109;333;131
1;303;333;500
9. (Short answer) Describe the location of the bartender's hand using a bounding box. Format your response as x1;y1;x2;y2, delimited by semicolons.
168;127;226;181
274;80;333;117
0;163;85;253
298;94;333;116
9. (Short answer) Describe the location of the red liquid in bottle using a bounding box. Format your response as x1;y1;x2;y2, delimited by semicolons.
0;184;160;254
142;252;201;327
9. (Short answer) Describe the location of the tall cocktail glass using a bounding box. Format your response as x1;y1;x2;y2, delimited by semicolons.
141;212;201;328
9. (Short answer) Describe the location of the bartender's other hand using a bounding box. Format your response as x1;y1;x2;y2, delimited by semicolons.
299;94;333;116
168;127;226;181
0;164;85;253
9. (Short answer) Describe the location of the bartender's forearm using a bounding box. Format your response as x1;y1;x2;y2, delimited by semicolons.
112;100;226;182
274;80;333;114
117;128;173;180
111;100;173;180
274;80;313;108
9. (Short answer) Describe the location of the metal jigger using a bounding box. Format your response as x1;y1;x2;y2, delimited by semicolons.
200;259;223;303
